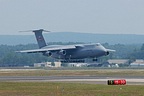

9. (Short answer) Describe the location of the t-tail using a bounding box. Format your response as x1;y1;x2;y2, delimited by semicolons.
20;29;50;49
33;29;48;48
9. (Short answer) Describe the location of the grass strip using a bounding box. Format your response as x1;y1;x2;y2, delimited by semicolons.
0;69;144;76
0;82;144;96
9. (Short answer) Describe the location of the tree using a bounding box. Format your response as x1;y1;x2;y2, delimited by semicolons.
141;43;144;51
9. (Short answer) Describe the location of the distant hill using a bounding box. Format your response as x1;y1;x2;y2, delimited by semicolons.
0;32;144;45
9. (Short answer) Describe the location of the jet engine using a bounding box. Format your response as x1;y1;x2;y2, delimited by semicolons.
59;50;66;55
44;51;52;56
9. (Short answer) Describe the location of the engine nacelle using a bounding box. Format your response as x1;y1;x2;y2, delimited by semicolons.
59;50;66;55
44;51;52;56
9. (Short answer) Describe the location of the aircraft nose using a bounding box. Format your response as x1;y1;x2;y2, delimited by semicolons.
102;49;109;56
106;51;109;55
100;47;109;56
104;49;116;56
97;44;115;56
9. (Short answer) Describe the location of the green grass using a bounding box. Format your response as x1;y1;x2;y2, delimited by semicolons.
0;82;143;96
0;69;144;76
0;69;144;96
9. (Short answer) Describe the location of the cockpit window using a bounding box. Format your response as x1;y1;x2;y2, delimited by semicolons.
96;43;100;46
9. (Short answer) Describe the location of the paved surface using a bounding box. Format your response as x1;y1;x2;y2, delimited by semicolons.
0;76;144;85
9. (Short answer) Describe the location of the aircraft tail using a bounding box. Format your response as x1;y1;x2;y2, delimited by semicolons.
33;29;49;48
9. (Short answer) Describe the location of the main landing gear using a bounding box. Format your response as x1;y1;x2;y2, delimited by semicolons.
61;59;85;63
92;58;98;61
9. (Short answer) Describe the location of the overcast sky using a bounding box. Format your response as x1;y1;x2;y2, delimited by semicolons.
0;0;144;35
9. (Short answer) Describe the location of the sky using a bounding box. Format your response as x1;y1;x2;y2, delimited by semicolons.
0;0;144;35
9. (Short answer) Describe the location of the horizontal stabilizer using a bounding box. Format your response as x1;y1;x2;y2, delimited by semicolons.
19;29;50;33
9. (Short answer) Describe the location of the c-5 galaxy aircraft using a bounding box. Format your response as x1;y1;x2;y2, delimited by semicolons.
18;29;115;62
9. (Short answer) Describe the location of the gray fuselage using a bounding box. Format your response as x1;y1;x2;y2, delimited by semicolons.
44;43;108;60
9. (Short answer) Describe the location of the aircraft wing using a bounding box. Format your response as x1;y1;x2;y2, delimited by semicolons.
106;49;116;52
16;45;76;53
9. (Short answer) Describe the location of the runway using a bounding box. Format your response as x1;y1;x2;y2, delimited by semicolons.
0;76;144;85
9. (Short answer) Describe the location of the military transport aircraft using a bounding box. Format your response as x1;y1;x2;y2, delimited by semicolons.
18;29;115;62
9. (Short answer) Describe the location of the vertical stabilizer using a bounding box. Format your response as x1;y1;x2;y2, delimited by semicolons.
33;29;47;48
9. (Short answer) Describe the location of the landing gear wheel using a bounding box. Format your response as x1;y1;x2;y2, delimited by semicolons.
93;58;98;61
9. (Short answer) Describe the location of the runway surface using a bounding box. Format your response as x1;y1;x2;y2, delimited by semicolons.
0;76;144;85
